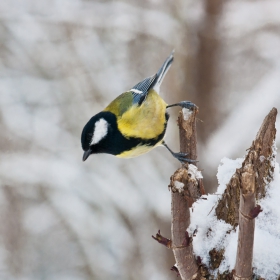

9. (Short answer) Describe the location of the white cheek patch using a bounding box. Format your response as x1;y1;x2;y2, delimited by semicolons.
130;88;143;94
90;118;108;145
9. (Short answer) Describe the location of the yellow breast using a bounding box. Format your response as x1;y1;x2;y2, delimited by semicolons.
117;90;167;139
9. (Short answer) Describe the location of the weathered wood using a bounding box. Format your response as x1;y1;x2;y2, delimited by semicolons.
179;109;198;162
216;108;277;226
234;164;255;280
170;107;201;280
213;108;277;278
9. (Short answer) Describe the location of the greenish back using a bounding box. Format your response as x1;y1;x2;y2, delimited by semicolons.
104;92;134;116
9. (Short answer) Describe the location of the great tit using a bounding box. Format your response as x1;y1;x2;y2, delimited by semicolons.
81;51;196;163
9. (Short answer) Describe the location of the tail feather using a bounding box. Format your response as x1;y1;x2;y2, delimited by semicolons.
152;50;174;93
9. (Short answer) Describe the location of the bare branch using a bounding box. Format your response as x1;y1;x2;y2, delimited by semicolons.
170;107;202;280
152;230;172;249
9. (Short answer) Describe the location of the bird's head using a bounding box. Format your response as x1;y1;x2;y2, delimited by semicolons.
81;112;112;161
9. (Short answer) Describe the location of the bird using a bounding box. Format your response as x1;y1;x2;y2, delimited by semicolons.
81;51;197;163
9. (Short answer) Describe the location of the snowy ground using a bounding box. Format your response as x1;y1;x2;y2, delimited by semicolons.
189;154;280;279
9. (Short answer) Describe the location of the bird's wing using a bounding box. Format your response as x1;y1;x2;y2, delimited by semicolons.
130;74;157;106
104;76;156;117
105;51;174;115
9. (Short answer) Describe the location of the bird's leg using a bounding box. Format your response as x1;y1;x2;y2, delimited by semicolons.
162;142;197;164
166;101;197;110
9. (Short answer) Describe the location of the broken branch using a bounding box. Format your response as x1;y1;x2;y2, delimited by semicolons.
170;107;201;280
215;108;277;227
152;230;172;249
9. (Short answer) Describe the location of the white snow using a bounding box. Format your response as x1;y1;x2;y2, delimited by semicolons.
189;156;280;279
182;108;192;120
188;164;203;180
174;181;184;193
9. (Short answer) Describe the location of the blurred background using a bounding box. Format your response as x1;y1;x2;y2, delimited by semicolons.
0;0;280;279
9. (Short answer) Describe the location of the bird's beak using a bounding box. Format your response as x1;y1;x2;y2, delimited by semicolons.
83;150;91;161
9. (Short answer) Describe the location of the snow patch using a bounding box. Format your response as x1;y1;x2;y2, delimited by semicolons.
174;181;184;193
189;156;280;279
182;108;192;120
188;164;203;180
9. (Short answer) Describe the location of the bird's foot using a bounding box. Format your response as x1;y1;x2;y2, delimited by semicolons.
167;101;197;110
172;151;198;164
163;142;198;164
178;101;197;110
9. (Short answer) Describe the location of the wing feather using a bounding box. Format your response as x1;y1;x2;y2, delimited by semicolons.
130;74;157;106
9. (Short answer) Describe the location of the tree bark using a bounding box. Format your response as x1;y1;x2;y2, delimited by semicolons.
170;107;204;280
215;108;277;226
233;164;255;280
212;108;277;278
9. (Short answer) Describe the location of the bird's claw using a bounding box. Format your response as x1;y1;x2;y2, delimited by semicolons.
178;101;197;110
166;101;197;111
178;158;198;164
172;152;198;164
173;151;188;157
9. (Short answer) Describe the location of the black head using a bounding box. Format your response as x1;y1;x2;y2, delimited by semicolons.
81;111;160;161
81;111;116;161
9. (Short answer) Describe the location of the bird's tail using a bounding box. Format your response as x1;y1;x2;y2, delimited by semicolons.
152;50;174;93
